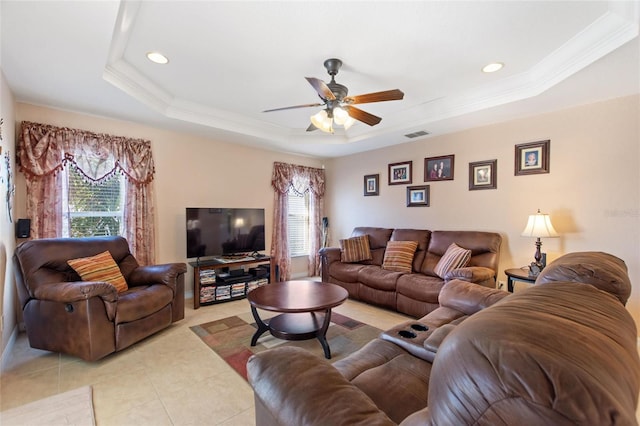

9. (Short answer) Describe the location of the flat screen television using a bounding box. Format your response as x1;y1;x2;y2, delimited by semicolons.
186;208;266;259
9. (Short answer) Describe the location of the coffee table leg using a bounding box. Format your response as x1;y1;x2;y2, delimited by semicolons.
316;310;333;359
250;305;270;346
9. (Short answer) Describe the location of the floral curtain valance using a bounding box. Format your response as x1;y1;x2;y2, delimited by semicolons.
17;120;157;265
271;161;325;196
18;121;155;185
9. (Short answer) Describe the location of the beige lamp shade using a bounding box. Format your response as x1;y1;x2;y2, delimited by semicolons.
521;209;558;238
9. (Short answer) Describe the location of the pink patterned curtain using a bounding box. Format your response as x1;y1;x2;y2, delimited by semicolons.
17;121;156;264
271;162;325;280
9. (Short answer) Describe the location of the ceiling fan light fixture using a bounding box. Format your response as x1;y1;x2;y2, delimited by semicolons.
267;59;403;132
310;110;333;133
333;106;349;125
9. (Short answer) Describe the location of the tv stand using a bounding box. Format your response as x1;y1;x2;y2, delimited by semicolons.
190;256;275;309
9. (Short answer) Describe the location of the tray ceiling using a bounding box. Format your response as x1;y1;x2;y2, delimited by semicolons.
1;1;638;157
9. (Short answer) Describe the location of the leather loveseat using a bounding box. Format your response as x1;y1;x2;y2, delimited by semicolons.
13;236;187;361
248;251;640;425
320;227;502;317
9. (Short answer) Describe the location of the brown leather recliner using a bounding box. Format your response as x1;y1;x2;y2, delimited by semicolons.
247;251;640;425
13;236;187;361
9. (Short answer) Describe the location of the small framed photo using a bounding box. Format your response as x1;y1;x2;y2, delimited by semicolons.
406;185;430;207
388;161;413;185
515;140;550;175
469;159;497;190
424;155;454;181
364;174;379;196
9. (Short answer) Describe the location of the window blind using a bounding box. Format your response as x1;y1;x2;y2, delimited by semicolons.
288;191;310;256
66;168;124;237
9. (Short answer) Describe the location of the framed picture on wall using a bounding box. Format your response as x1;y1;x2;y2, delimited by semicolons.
406;185;430;207
424;155;454;181
364;174;380;196
515;140;550;175
469;159;497;190
388;161;412;185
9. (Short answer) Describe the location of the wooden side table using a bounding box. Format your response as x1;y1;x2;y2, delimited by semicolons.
504;268;536;292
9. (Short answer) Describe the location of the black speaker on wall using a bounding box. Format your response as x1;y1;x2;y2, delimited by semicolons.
16;218;31;238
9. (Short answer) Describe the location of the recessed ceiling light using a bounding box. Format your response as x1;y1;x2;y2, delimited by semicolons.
146;52;169;64
482;62;504;73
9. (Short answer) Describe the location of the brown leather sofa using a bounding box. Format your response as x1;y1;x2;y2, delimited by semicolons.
13;236;187;361
248;252;640;425
320;227;502;317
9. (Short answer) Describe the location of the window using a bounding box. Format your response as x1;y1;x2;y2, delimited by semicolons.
62;167;125;237
287;190;310;256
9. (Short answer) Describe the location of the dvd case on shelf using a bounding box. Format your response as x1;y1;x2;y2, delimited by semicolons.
190;257;271;308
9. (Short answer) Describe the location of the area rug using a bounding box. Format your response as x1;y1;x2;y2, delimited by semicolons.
0;385;95;426
190;312;381;381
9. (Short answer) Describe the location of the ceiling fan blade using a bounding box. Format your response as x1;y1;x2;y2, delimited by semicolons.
344;89;404;105
305;77;336;101
263;103;323;113
344;106;382;126
306;123;318;132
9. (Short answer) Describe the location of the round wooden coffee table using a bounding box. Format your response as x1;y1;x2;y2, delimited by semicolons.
247;280;348;359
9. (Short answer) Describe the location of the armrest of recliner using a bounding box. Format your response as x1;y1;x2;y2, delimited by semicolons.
247;346;395;426
319;247;342;281
33;281;118;303
438;279;509;315
444;266;495;284
319;246;342;261
128;263;187;292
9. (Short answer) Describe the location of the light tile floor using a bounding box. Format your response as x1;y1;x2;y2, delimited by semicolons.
0;297;410;425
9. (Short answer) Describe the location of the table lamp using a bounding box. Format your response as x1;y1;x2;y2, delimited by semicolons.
521;209;558;276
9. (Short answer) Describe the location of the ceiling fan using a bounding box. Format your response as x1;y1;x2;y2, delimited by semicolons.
263;58;404;133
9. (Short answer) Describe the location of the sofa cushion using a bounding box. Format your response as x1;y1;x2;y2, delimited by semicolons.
382;241;418;273
340;235;372;263
343;343;432;424
67;250;129;293
358;265;403;291
433;243;471;278
116;284;174;323
420;231;501;277
396;274;444;304
329;262;366;283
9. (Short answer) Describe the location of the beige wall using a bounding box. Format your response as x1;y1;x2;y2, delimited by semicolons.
2;93;639;357
324;95;640;324
0;70;17;365
12;103;325;299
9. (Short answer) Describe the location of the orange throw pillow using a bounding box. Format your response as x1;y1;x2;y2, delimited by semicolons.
68;250;129;293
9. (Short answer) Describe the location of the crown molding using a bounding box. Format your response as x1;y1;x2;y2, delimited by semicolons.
103;0;638;147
